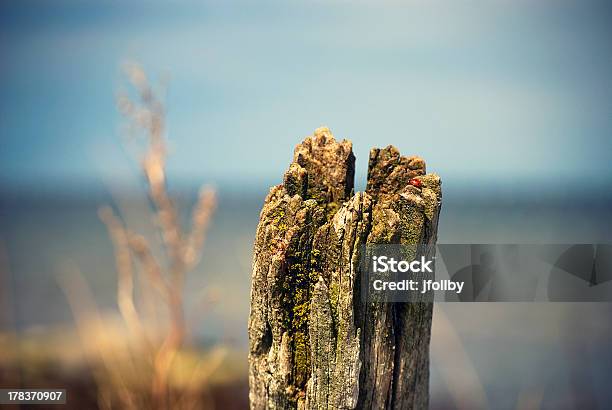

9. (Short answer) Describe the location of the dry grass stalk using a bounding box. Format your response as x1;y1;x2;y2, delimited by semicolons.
92;62;219;409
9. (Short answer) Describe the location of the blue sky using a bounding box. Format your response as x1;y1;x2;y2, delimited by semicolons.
1;0;611;191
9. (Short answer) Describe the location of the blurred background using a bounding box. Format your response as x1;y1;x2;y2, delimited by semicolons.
1;1;611;408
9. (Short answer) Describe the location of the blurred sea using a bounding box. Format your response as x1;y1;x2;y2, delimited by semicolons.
1;180;612;408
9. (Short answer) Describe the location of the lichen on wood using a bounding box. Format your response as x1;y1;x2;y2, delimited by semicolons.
248;127;442;409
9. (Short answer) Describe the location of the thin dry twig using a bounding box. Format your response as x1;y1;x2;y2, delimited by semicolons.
92;62;217;409
98;206;145;342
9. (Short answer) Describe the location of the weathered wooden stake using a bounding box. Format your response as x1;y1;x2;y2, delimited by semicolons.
248;127;442;409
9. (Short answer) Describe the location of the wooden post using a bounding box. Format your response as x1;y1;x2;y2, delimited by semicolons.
248;127;442;409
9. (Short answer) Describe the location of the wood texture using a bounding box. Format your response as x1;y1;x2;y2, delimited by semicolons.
248;127;442;409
